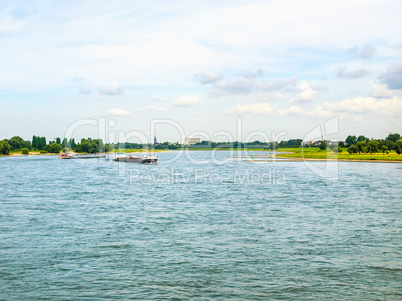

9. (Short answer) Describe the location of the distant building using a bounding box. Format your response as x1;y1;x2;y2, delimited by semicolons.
154;135;159;145
184;138;201;146
302;140;324;147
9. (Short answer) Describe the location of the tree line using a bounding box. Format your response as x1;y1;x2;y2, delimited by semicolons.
1;133;401;155
345;133;402;155
0;136;105;155
190;140;303;149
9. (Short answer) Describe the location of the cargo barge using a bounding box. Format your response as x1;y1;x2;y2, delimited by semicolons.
58;153;106;159
113;153;157;164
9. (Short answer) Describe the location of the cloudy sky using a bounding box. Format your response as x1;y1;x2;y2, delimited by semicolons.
0;0;401;143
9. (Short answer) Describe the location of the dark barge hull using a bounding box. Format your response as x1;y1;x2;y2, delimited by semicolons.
113;157;157;164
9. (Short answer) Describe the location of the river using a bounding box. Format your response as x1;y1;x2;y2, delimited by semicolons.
0;151;401;300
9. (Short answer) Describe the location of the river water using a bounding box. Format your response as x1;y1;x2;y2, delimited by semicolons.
0;151;401;300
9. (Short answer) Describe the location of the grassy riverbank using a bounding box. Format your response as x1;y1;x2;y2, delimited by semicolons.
274;147;402;161
0;151;54;157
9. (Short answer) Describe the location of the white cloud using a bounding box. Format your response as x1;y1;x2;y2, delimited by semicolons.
99;82;123;95
336;66;369;78
174;95;200;106
272;96;402;120
137;106;167;112
211;76;297;97
1;0;401;92
278;106;304;115
307;97;402;118
256;92;284;102
380;61;402;90
2;0;402;140
238;68;264;78
310;84;329;91
291;81;316;104
226;102;276;115
107;108;131;116
211;77;254;96
349;43;376;58
258;76;298;92
323;97;379;113
149;94;168;101
194;72;224;84
370;83;401;98
374;97;402;116
306;106;334;119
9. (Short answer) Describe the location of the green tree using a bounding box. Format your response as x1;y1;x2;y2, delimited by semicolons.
21;148;29;155
56;137;61;144
74;139;100;153
87;143;98;153
319;141;327;150
0;140;11;155
357;135;368;143
268;142;278;150
345;135;357;146
45;143;61;153
106;145;114;152
381;140;396;150
386;133;401;143
93;139;105;152
80;139;90;152
74;143;83;153
8;136;24;150
279;140;287;148
347;145;356;154
62;138;68;148
395;139;402;155
38;137;47;150
381;145;388;155
355;141;366;154
367;140;379;154
32;135;38;149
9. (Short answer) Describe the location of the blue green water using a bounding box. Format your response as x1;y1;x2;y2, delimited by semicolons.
1;151;401;300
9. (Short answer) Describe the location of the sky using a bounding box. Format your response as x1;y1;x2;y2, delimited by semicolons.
0;0;402;143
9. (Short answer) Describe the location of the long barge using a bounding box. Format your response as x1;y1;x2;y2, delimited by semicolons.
59;153;106;159
113;153;157;164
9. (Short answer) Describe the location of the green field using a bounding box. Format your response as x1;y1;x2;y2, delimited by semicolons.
274;147;402;161
183;147;269;151
113;147;402;161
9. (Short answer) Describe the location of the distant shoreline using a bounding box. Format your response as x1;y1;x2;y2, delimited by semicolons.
2;148;402;162
271;155;402;163
1;149;170;157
